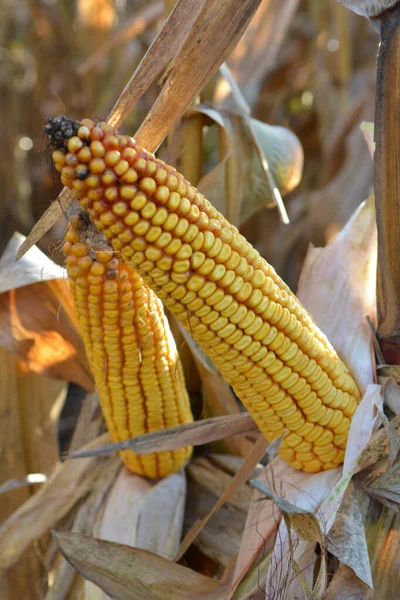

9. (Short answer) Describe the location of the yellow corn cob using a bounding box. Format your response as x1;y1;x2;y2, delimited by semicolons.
48;116;361;474
63;213;193;478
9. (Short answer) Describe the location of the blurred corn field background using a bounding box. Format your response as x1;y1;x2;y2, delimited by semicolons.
1;0;398;599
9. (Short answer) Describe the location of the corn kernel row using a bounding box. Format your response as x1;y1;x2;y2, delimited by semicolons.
63;213;193;478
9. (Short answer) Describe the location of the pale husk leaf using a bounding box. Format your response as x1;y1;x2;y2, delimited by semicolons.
85;469;187;600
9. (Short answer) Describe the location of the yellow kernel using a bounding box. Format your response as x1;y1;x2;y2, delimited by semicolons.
140;177;157;195
114;160;129;176
112;202;128;217
130;193;147;211
89;158;106;174
67;136;83;153
104;151;121;167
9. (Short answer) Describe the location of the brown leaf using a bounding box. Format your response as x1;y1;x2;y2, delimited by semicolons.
323;564;373;600
135;0;262;151
68;413;257;459
0;278;94;391
53;531;227;600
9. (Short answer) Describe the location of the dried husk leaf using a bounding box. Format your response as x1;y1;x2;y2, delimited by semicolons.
0;433;110;569
0;278;93;390
326;483;373;589
46;459;120;600
54;532;227;600
381;377;400;414
85;469;187;600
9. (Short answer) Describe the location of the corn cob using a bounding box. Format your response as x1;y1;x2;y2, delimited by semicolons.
63;213;193;478
48;116;361;474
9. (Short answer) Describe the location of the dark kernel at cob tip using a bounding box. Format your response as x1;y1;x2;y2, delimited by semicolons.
44;116;80;151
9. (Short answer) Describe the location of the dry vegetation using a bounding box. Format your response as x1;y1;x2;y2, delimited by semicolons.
1;1;399;599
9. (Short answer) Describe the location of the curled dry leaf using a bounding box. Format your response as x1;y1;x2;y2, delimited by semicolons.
196;107;303;227
68;413;257;460
54;531;228;600
381;377;400;414
0;432;109;569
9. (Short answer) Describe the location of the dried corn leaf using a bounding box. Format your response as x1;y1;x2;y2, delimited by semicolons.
176;435;268;561
0;233;64;293
196;107;302;226
68;414;257;460
54;532;227;600
46;458;120;600
0;433;109;569
323;564;373;600
0;233;92;388
381;377;400;415
326;482;373;589
0;278;93;390
85;469;186;600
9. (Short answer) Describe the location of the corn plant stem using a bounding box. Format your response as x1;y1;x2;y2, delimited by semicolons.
374;5;400;364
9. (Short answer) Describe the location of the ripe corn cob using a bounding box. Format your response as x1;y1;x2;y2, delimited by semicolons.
48;116;361;474
63;213;193;478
